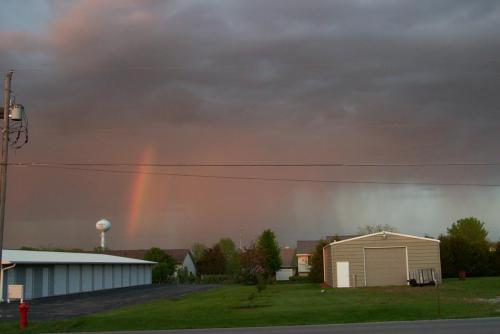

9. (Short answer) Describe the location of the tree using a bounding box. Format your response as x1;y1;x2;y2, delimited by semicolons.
152;263;173;284
20;246;85;253
145;247;168;263
256;229;282;277
191;242;207;263
440;217;491;278
440;235;474;277
492;242;500;276
177;267;195;284
308;240;329;283
216;238;241;277
144;247;176;283
239;243;264;284
358;224;398;235
197;245;226;275
94;246;105;254
447;217;489;247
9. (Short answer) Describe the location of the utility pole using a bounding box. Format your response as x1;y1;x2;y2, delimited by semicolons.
0;70;13;272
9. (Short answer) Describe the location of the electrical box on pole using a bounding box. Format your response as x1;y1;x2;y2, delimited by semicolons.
10;105;24;121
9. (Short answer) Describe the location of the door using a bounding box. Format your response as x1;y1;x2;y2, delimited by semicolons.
365;247;407;286
32;267;44;298
336;262;350;288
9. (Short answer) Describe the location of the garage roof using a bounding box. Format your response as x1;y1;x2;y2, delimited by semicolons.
1;249;156;265
325;231;440;247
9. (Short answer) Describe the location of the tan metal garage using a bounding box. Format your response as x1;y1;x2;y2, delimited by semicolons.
322;232;441;287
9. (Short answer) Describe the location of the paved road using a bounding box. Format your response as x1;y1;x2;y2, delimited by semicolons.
69;318;500;334
0;284;216;321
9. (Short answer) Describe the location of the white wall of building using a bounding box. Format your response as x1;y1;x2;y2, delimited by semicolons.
276;269;295;281
182;255;197;276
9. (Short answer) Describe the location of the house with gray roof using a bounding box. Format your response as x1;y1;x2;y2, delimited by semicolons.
296;235;357;277
106;249;196;277
275;247;297;281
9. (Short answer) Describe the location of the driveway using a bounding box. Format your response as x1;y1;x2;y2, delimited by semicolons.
0;284;216;321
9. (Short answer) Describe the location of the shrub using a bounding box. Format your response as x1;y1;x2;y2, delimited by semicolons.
308;240;329;283
197;245;227;275
256;273;267;292
199;274;234;284
152;263;174;284
177;267;196;284
440;235;491;277
289;275;312;283
145;247;176;283
239;244;264;284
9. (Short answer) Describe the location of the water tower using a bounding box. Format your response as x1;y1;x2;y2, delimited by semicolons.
96;219;111;250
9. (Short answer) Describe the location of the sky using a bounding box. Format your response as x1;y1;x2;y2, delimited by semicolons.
1;0;499;250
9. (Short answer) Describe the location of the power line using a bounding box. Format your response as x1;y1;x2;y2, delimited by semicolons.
15;164;500;188
2;64;500;74
9;161;500;168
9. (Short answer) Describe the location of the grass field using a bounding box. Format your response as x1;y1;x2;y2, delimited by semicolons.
1;277;499;333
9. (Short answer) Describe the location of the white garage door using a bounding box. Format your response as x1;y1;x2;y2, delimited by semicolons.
275;269;294;281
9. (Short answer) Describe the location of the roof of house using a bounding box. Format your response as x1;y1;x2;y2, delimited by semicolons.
296;235;359;255
106;249;191;264
1;249;155;265
280;247;296;268
296;240;320;255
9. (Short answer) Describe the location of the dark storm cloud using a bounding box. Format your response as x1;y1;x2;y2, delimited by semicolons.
1;0;500;248
4;0;500;129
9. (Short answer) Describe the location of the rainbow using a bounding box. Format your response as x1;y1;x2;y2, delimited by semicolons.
127;146;154;239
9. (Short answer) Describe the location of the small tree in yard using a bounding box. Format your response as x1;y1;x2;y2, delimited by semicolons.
308;240;329;283
239;243;264;284
144;247;176;283
256;229;282;278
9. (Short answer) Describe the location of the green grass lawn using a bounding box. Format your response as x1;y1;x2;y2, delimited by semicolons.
2;277;499;333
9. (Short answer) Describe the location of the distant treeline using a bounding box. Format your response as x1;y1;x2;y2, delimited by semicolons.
19;246;86;253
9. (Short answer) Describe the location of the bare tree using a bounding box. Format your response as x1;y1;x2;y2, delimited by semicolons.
358;224;398;235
